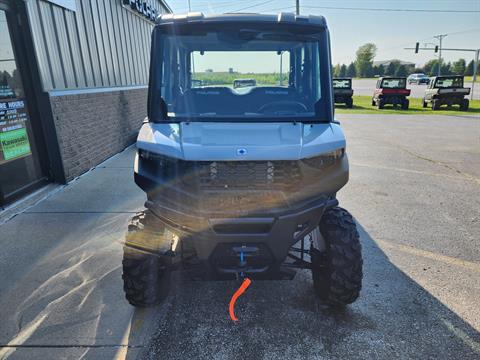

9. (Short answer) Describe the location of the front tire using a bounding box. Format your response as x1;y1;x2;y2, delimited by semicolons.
122;211;172;307
460;98;469;111
432;99;440;110
377;98;385;109
346;98;353;108
311;207;363;306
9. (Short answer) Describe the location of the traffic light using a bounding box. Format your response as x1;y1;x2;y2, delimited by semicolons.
415;42;419;53
435;45;439;53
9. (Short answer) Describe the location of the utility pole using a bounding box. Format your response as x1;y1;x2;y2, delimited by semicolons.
188;0;191;12
472;49;479;102
296;0;300;15
433;34;447;76
406;44;479;100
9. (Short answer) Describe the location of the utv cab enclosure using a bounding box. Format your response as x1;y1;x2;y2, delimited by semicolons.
333;78;354;108
123;12;362;308
423;76;470;111
372;77;410;109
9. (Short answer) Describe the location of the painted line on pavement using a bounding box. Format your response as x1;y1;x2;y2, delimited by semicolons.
376;238;480;273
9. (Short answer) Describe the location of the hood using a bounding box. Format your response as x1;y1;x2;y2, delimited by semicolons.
136;122;346;161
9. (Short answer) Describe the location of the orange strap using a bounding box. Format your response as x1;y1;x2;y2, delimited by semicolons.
229;278;252;322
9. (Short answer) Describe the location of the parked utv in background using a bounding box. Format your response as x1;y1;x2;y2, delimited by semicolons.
372;77;410;109
123;12;363;308
422;75;470;111
233;78;257;89
333;78;353;108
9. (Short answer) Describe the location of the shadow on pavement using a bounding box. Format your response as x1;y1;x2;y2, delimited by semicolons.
143;221;480;360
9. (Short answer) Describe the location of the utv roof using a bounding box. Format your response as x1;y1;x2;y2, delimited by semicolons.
378;76;407;80
156;12;327;27
430;75;464;79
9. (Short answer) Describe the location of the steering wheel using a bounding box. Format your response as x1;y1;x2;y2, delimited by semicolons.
258;101;308;114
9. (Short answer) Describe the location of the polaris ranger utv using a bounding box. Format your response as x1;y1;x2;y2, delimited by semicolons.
422;75;470;111
333;78;354;108
123;12;363;308
372;77;410;109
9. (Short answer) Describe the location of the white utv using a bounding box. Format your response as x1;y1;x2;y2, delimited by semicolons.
123;12;363;307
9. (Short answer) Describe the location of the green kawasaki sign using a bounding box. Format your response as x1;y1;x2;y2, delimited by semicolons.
0;128;32;161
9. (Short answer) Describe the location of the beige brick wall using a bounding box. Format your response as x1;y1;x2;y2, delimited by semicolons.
49;87;147;181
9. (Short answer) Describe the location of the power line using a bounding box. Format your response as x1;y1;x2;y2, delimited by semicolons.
378;28;480;54
301;5;479;13
231;0;278;13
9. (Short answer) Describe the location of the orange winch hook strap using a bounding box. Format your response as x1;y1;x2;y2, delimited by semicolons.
229;277;252;322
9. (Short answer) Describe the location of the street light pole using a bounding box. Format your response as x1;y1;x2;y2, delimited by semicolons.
433;34;447;76
472;49;479;101
296;0;300;15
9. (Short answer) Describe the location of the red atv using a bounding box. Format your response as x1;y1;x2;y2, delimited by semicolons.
372;77;411;109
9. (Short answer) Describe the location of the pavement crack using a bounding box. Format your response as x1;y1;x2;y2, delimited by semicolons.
356;135;480;185
387;141;480;185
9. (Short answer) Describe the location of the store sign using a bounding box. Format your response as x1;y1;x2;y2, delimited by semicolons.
123;0;159;22
0;99;32;164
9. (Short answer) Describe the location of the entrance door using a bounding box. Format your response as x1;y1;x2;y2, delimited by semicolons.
0;3;47;206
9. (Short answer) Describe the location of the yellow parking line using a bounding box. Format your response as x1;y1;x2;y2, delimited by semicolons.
351;162;478;183
376;239;480;273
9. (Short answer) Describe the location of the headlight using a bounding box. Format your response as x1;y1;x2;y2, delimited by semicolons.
138;149;179;179
301;148;345;168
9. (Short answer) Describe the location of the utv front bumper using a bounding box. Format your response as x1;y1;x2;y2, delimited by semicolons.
133;153;348;276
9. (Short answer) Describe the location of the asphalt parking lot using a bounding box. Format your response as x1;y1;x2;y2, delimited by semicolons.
0;114;479;359
353;78;480;100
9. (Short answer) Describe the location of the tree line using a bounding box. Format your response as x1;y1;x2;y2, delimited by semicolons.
333;43;479;78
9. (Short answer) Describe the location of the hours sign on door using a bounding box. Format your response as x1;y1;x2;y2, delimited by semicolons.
0;98;32;164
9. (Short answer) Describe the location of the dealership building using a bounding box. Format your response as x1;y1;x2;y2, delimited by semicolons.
0;0;171;206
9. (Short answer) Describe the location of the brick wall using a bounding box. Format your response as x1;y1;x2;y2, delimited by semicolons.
49;87;147;181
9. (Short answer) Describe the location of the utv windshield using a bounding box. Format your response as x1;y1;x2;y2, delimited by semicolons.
435;77;463;88
333;79;351;89
149;23;330;121
381;78;406;89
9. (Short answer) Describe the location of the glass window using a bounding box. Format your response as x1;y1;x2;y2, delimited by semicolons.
333;79;351;89
435;77;463;88
381;78;406;89
152;25;325;120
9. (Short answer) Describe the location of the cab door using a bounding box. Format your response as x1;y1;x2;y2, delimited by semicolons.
0;1;48;206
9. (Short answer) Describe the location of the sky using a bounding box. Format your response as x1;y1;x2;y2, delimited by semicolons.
166;0;480;68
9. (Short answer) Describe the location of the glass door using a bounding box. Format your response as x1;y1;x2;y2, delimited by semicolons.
0;5;46;206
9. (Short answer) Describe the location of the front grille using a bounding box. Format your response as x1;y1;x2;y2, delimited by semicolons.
192;161;302;191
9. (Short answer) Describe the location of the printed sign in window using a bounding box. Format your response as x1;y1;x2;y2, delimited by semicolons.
0;98;32;164
0;128;31;161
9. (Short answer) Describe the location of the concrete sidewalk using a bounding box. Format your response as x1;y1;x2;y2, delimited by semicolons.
0;146;153;360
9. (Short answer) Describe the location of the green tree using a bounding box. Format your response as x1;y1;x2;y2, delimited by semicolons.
466;60;474;76
452;58;466;75
339;64;347;77
441;62;451;75
346;62;356;77
375;65;385;76
354;43;377;77
385;62;396;76
395;64;408;77
333;63;341;77
424;59;439;76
